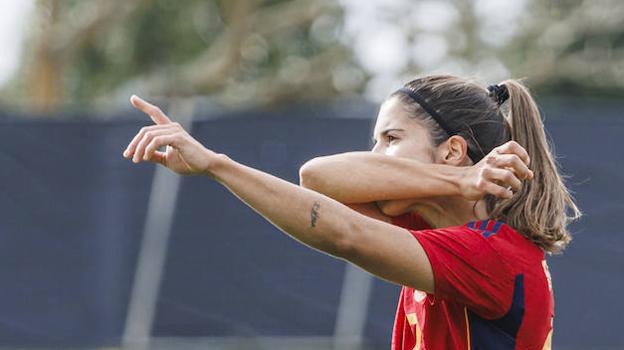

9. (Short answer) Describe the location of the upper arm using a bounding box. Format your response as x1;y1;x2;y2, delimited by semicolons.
339;215;513;317
341;213;435;293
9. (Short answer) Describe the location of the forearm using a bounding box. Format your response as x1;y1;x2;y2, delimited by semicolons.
208;154;363;257
299;152;462;203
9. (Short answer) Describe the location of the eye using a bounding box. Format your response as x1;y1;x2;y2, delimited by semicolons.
387;135;398;143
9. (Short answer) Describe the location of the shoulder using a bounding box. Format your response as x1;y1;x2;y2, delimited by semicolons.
408;221;517;317
465;220;544;257
411;222;505;260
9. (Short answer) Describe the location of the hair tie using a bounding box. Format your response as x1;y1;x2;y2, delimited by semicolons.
487;84;509;106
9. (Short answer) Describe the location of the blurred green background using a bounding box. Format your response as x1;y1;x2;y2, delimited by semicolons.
1;0;623;115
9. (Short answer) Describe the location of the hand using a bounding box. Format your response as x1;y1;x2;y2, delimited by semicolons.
460;141;534;200
122;95;219;176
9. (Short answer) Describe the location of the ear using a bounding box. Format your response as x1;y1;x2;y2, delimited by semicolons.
437;135;471;166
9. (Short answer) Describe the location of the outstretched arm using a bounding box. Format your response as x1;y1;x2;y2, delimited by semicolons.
209;154;435;291
299;144;533;205
123;96;435;292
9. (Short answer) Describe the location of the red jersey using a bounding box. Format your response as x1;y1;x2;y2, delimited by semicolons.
390;213;554;350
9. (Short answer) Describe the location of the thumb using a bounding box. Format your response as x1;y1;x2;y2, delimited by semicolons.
145;150;167;165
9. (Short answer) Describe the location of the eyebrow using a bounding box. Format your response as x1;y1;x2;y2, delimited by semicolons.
372;128;405;142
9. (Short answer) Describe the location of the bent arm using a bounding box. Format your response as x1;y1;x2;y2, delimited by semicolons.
300;146;533;205
210;154;434;292
300;152;462;204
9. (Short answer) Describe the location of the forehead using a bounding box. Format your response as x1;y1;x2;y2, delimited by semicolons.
373;96;421;135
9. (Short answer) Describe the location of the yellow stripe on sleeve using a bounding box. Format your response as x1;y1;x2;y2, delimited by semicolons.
464;307;471;350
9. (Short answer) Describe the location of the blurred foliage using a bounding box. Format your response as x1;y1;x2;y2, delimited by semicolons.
336;0;624;101
2;0;364;113
1;0;623;115
506;0;624;98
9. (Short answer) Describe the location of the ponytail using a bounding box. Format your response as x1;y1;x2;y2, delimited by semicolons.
487;79;581;253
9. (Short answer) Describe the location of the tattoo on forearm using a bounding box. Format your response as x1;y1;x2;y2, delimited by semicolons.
310;201;321;228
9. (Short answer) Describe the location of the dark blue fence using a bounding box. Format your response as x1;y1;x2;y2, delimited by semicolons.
0;100;622;349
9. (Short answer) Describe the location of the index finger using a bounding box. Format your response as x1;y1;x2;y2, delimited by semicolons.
130;95;172;125
497;141;530;166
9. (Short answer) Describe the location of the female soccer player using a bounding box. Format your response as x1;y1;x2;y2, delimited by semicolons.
123;74;578;349
300;75;580;349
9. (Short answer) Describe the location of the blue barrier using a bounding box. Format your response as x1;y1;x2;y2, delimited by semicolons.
0;101;622;349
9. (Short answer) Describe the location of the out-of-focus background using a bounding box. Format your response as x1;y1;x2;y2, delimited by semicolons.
0;0;622;349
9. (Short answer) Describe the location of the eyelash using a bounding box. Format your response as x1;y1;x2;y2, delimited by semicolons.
372;135;398;146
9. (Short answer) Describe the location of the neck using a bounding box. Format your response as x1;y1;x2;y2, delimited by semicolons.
412;196;489;229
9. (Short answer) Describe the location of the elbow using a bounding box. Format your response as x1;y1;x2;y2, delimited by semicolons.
326;220;360;260
326;232;357;260
299;157;323;189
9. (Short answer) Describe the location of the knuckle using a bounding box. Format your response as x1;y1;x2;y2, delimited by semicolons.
136;136;146;147
504;171;514;181
501;142;514;153
476;179;487;190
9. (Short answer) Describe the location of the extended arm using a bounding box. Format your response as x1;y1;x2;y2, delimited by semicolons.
210;154;435;291
123;96;435;292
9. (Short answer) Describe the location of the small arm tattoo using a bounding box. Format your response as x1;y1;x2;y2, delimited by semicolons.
310;201;321;228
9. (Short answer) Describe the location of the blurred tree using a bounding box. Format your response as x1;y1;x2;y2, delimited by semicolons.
505;0;624;98
338;0;624;101
3;0;365;113
4;0;623;115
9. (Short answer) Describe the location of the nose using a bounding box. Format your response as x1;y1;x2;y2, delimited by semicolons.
371;142;383;153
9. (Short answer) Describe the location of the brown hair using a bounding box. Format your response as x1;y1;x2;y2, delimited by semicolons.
391;74;581;253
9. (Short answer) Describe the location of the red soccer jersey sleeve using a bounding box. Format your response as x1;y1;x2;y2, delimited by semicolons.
391;214;553;350
412;225;515;318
